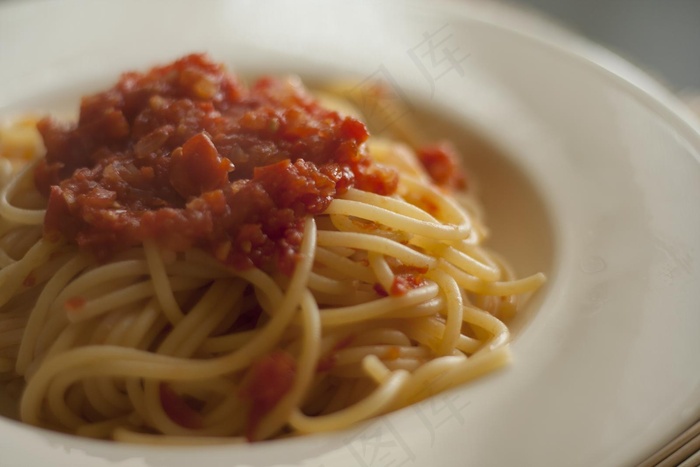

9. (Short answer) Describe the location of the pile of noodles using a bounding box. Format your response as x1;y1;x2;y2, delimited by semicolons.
0;82;544;444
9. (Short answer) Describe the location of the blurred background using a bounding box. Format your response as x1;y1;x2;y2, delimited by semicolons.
508;0;700;95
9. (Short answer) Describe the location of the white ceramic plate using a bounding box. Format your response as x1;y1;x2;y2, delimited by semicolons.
1;1;700;466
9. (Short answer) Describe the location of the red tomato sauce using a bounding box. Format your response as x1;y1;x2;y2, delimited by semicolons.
415;141;467;191
316;334;355;373
35;54;398;272
239;350;296;440
159;383;203;430
373;264;428;297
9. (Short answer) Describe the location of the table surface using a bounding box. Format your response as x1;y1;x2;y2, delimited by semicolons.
510;0;700;92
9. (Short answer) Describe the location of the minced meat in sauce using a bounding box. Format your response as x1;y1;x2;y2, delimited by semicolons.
35;54;398;273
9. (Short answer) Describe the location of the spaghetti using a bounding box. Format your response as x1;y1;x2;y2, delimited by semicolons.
0;55;545;443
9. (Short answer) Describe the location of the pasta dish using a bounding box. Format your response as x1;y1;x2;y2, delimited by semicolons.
0;54;544;443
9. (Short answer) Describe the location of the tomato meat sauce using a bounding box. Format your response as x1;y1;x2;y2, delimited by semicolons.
415;141;467;191
35;54;398;272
